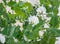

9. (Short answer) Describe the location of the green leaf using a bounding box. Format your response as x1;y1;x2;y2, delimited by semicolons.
40;29;56;44
2;25;15;36
22;2;33;12
13;26;23;41
49;15;59;28
17;40;27;44
9;26;16;37
50;28;60;37
48;37;56;44
7;0;17;7
0;3;6;15
6;38;16;44
24;24;39;40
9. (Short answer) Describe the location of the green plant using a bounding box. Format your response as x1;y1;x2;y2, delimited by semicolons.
0;0;60;44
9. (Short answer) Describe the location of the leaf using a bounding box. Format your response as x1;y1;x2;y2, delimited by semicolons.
6;38;16;44
48;37;56;44
50;28;60;37
13;26;23;41
49;15;59;28
24;24;39;40
0;3;6;15
9;26;16;37
2;25;15;36
40;29;56;44
7;0;17;7
21;2;33;12
17;40;27;44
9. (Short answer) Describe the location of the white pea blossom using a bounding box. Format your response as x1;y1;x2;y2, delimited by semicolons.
6;6;16;14
45;17;51;22
44;23;49;28
0;27;4;31
24;35;28;41
57;6;60;16
36;6;51;22
0;34;6;44
48;4;52;8
16;0;20;3
6;0;10;3
55;37;60;44
20;0;40;6
40;14;51;22
13;37;18;42
39;30;44;37
58;24;60;29
40;14;47;20
14;20;23;31
0;0;3;3
36;6;46;14
14;20;23;26
28;15;39;26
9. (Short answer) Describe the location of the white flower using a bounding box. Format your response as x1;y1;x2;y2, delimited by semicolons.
13;37;18;42
55;37;60;44
39;30;44;37
36;6;46;14
6;6;16;14
48;4;52;8
58;6;60;16
0;34;6;44
45;17;51;22
14;20;23;26
40;14;51;22
41;14;47;20
0;0;3;3
16;0;20;3
6;0;10;3
14;20;23;31
0;27;4;31
58;13;60;16
58;24;60;29
28;15;39;26
20;0;40;6
44;23;49;28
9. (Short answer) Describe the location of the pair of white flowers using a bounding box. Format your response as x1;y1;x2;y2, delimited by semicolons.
0;34;5;44
36;6;50;28
28;5;50;27
36;5;51;21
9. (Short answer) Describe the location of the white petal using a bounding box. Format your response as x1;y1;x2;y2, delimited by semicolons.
36;6;46;13
55;37;60;44
0;0;3;3
14;20;23;27
48;4;52;8
44;23;49;28
39;30;44;37
13;37;18;42
28;15;39;26
16;0;20;3
0;34;6;43
20;0;40;6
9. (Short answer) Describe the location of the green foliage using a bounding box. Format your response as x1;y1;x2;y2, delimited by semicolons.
49;14;59;28
0;0;60;44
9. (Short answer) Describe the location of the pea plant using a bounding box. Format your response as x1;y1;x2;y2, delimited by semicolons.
0;0;60;44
